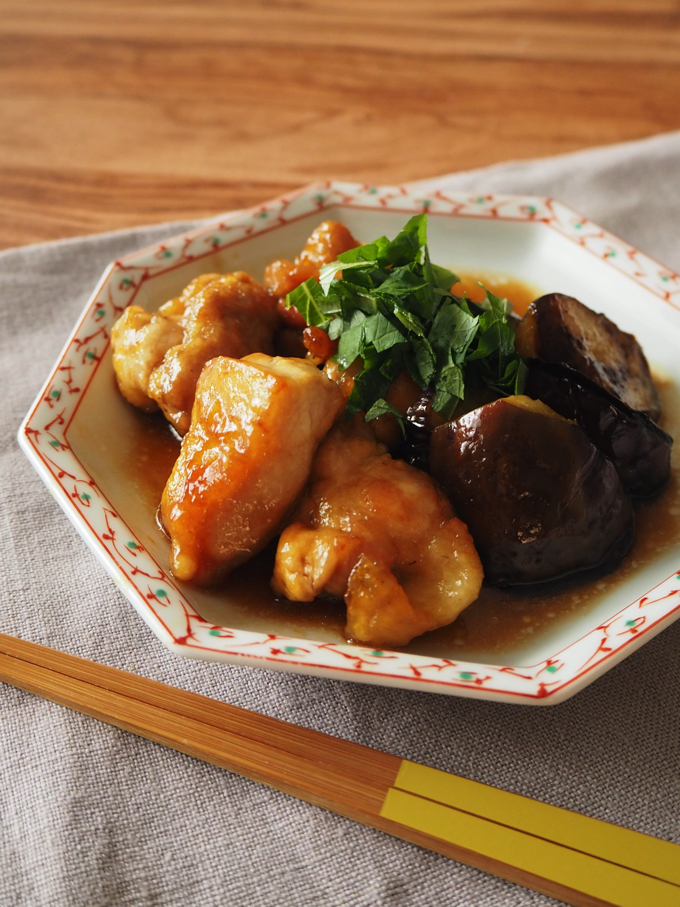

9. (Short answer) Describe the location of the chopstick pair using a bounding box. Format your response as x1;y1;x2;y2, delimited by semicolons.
0;632;678;907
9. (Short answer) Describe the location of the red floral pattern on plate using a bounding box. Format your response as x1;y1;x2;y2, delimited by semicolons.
18;181;680;704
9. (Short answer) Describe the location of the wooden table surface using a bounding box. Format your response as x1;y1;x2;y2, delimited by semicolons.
1;0;679;251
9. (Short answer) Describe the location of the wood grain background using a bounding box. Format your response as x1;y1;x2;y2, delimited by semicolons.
1;0;679;249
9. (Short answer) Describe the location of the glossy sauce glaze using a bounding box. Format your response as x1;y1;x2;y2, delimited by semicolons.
452;271;541;318
130;273;680;661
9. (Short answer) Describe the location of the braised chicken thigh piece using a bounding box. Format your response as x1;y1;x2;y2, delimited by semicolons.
264;220;359;305
273;418;483;647
112;272;278;434
265;219;360;362
110;274;218;411
162;353;345;585
110;304;184;411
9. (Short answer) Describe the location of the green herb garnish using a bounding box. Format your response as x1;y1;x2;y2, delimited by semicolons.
286;214;526;422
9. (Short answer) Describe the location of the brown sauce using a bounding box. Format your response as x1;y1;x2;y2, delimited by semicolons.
452;271;542;318
126;275;680;663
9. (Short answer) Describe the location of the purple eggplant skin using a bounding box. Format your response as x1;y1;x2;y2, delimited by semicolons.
399;389;435;471
515;293;662;422
429;396;635;587
402;385;501;472
525;360;672;499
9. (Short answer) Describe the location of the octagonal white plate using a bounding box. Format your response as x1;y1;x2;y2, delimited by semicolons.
18;181;680;704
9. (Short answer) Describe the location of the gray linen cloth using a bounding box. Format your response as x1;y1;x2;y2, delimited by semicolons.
2;131;680;907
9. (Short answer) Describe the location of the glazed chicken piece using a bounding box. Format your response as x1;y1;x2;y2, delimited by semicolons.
110;304;184;411
161;353;345;585
148;272;278;434
111;272;278;434
110;274;218;411
265;221;360;361
264;220;359;304
272;418;484;647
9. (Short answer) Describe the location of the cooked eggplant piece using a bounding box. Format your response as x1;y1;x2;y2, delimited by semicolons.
429;395;634;586
403;393;432;471
402;385;500;472
525;360;672;498
515;293;662;422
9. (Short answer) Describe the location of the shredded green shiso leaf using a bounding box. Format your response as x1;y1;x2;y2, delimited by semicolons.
286;214;527;422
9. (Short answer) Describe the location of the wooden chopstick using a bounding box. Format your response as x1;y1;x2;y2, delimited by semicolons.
0;633;678;907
